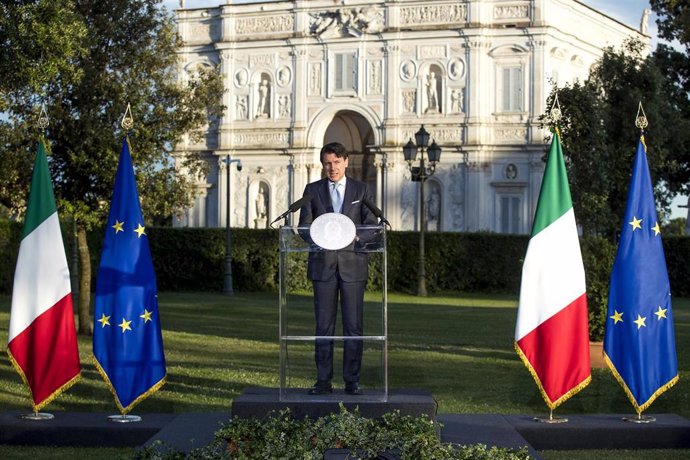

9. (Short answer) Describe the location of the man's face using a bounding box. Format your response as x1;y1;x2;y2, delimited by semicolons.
322;152;348;183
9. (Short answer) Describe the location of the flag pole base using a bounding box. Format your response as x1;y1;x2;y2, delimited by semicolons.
622;414;656;424
108;414;142;423
20;412;54;421
534;409;568;424
533;415;568;424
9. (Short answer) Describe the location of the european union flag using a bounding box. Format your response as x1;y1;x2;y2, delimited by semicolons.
93;138;166;414
604;135;678;414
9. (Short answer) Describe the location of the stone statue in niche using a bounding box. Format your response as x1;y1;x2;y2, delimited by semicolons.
425;186;441;231
254;186;268;228
425;71;440;113
257;79;270;117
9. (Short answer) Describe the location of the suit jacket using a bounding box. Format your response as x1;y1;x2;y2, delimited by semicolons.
298;177;378;282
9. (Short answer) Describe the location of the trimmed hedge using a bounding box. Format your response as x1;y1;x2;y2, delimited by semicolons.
2;221;689;300
0;221;21;294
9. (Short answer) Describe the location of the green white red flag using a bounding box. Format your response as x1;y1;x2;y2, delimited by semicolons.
515;131;591;409
7;141;80;411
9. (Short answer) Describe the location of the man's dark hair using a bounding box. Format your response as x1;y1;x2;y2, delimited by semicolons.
320;142;348;162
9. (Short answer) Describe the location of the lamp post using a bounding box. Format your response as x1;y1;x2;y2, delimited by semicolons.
222;155;242;295
403;125;442;297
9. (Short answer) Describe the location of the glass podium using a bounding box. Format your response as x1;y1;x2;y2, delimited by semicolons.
278;224;388;402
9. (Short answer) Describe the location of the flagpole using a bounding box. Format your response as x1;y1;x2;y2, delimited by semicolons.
529;94;572;425
17;106;57;421
98;104;147;424
619;103;657;425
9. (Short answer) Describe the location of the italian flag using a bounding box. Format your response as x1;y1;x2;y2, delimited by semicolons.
515;131;591;409
7;141;80;411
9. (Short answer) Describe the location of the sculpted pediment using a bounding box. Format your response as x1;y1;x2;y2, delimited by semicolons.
310;6;384;38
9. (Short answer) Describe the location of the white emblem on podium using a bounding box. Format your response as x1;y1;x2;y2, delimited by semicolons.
310;213;356;250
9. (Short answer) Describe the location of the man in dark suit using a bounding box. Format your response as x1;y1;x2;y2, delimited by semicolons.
299;142;378;396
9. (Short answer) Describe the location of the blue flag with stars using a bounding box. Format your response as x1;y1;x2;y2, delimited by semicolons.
93;137;166;414
604;135;678;414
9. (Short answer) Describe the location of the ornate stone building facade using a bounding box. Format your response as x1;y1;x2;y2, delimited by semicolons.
173;0;646;233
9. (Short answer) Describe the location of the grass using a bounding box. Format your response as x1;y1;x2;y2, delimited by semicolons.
0;291;689;459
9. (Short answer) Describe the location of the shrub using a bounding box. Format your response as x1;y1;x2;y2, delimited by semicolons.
135;405;531;460
580;236;616;341
1;222;688;314
0;220;21;294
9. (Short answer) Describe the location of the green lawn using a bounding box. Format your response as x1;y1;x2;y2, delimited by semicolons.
0;291;688;459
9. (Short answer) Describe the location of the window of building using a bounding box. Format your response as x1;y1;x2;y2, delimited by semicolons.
500;195;521;234
334;52;356;92
501;66;523;112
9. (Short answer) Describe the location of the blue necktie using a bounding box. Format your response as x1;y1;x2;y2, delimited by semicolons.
331;182;342;213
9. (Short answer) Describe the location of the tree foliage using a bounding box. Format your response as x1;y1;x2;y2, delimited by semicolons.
1;0;223;223
542;39;690;238
650;1;690;192
651;0;690;47
0;0;224;333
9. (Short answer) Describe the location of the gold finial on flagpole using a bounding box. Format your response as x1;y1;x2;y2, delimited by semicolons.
550;93;562;124
121;103;134;131
635;101;648;131
38;105;49;131
549;93;563;137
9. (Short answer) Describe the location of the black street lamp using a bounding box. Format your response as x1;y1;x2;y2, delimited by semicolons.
403;125;441;296
222;155;242;295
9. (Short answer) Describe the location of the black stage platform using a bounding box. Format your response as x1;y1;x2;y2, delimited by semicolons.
230;387;438;420
2;389;689;459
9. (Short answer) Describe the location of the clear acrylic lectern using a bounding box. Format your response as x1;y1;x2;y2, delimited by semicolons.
278;224;387;402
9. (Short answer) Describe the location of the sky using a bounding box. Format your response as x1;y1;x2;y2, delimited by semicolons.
166;1;687;218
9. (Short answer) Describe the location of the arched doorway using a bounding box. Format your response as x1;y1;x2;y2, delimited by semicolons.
322;110;377;199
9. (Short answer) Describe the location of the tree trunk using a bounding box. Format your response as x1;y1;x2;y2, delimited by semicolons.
76;225;93;335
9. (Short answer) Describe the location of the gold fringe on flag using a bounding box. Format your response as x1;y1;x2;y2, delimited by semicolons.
515;341;591;411
92;355;167;415
604;352;678;416
7;348;81;413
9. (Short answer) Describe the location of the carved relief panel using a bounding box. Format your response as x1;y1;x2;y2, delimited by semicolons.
402;89;417;114
400;4;467;26
309;62;322;96
367;60;382;95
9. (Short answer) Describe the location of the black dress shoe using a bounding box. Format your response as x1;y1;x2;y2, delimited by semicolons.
344;383;362;395
308;381;333;395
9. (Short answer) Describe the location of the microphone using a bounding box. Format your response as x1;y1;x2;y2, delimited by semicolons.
362;196;390;227
271;192;313;224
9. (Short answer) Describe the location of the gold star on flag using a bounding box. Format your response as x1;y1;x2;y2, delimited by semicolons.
98;313;111;327
654;306;667;320
140;309;153;323
119;318;133;332
629;216;642;231
134;223;146;238
651;222;661;236
633;314;647;329
610;310;624;324
112;220;125;233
